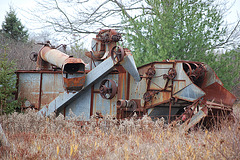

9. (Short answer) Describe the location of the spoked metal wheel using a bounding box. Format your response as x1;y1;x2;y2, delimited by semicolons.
110;46;125;63
99;79;117;99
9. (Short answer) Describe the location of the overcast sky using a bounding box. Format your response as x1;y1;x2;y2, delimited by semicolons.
0;0;37;28
0;0;239;43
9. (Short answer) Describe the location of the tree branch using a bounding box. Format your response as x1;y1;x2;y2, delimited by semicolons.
213;19;240;48
54;0;73;32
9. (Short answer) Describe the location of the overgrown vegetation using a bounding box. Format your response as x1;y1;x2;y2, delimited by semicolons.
124;0;226;64
0;45;20;115
0;104;239;159
208;48;240;91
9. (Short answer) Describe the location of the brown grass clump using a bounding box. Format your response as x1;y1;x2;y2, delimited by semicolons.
1;104;240;160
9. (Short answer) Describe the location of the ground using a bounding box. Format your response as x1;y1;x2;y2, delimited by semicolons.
0;104;239;159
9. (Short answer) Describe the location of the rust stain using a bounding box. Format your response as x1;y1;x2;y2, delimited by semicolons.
117;73;126;100
63;76;85;92
203;82;236;106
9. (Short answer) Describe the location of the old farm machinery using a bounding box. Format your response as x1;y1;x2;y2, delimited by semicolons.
16;29;236;129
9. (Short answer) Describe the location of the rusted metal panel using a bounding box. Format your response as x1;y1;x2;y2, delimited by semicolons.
117;72;128;100
180;107;208;132
92;93;118;116
145;92;172;107
41;73;65;108
201;64;222;88
63;76;85;91
17;72;66;109
129;76;147;107
203;82;237;106
18;73;41;108
173;80;186;94
129;62;176;108
149;63;174;90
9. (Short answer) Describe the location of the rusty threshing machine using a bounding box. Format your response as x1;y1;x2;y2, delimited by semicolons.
16;29;236;129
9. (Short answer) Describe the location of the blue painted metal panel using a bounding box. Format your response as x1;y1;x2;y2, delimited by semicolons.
92;74;119;116
120;55;141;82
64;88;91;120
93;93;117;116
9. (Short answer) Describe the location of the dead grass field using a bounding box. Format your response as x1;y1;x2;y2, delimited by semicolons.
0;104;240;160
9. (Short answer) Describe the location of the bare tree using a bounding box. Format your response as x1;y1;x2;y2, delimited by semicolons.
27;0;239;48
28;0;149;34
0;34;37;70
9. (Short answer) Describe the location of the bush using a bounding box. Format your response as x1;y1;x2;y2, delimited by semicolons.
0;45;20;115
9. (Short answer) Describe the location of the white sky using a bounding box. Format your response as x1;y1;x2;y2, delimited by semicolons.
0;0;239;43
0;0;36;29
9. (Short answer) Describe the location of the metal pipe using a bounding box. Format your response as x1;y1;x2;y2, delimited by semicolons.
40;46;69;69
39;46;85;73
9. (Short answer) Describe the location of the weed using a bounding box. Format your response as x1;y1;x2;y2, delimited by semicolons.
0;104;239;159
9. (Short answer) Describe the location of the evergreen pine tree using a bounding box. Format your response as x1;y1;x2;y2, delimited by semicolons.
1;7;28;42
0;45;20;115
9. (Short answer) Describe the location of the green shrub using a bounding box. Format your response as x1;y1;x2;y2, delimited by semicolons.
0;45;20;115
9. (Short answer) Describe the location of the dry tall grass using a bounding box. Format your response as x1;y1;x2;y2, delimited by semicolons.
1;104;240;160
